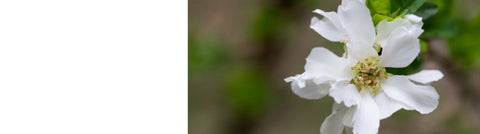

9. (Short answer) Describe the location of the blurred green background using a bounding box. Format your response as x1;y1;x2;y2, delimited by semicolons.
189;0;480;133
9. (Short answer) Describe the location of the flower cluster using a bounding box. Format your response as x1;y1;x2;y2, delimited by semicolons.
284;0;444;134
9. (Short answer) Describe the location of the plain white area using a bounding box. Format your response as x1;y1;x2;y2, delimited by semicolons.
0;0;186;133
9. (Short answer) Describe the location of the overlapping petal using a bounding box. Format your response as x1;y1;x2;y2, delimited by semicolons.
338;0;377;59
285;74;330;100
310;9;348;42
406;70;444;84
376;14;424;48
380;26;423;68
376;18;411;47
304;47;353;82
321;103;348;134
404;14;423;26
352;90;380;134
329;81;359;107
374;91;403;119
342;107;356;127
382;76;440;114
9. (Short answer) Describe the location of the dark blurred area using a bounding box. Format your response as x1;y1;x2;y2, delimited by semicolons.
188;0;480;133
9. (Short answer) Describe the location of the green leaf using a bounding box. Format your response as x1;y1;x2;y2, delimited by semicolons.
421;0;456;38
448;15;480;68
225;65;269;117
390;0;411;13
391;9;408;19
390;0;427;14
415;1;438;19
398;9;408;18
372;14;393;26
366;0;376;15
188;34;229;73
366;0;391;15
250;7;286;41
406;0;427;14
390;8;401;17
420;40;428;53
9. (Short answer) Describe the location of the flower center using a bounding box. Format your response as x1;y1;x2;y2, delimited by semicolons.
350;56;388;94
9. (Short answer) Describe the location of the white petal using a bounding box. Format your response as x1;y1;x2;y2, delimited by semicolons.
380;26;423;68
342;107;356;127
304;47;353;81
285;74;330;100
320;103;348;134
404;14;423;26
375;18;411;47
310;9;347;42
329;81;359;107
374;91;403;119
285;74;306;87
352;90;380;134
338;0;377;59
406;70;444;84
382;76;440;114
408;24;424;37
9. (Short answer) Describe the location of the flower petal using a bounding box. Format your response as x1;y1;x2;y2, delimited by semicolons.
406;70;444;84
285;74;306;88
342;107;356;127
285;73;330;100
310;9;347;42
320;103;348;134
382;76;440;114
304;47;353;82
352;90;380;134
380;26;423;68
338;0;377;59
329;81;359;107
375;18;411;47
374;91;403;119
404;14;423;26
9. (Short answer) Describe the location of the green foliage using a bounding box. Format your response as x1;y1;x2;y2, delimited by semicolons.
366;0;391;15
368;0;427;25
390;0;427;14
225;65;270;118
371;11;407;25
448;15;480;68
372;14;394;26
428;0;449;11
421;0;456;38
415;1;439;19
367;0;392;25
188;34;229;73
390;8;408;18
407;0;427;14
367;0;445;36
250;7;286;41
420;40;428;53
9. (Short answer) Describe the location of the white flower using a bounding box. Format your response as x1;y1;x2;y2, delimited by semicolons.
284;0;443;134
